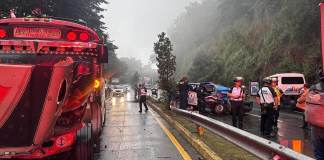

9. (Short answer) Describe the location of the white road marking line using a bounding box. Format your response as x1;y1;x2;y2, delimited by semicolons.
246;113;283;123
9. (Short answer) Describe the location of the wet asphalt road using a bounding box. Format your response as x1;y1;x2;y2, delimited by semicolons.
95;92;201;160
205;106;314;158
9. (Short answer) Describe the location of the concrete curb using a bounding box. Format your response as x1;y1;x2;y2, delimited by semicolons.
147;101;222;160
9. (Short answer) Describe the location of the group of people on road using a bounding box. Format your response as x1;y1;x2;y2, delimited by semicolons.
226;76;281;136
171;74;324;159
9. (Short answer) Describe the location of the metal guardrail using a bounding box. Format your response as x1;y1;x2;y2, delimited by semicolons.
170;107;314;160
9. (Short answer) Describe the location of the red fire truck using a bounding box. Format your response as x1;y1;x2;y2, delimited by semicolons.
0;16;107;159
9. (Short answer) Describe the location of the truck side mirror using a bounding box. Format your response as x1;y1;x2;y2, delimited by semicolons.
98;45;108;63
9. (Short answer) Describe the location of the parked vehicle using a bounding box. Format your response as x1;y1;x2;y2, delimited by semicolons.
199;82;253;114
0;16;108;159
197;82;230;114
268;73;306;107
151;88;158;97
112;86;125;97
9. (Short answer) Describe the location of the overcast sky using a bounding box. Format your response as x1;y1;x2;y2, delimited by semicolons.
103;0;200;65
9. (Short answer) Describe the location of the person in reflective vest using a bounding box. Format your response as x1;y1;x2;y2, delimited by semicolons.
138;84;148;113
228;77;245;129
187;86;198;111
256;78;278;137
306;79;324;159
296;84;310;129
271;78;283;131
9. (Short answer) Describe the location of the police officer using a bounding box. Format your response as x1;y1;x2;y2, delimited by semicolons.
257;78;278;137
271;78;283;131
228;77;245;129
138;84;148;113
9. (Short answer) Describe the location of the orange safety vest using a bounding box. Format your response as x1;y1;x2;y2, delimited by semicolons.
296;89;308;111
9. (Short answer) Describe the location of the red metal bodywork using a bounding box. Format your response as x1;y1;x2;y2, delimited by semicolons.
0;17;105;159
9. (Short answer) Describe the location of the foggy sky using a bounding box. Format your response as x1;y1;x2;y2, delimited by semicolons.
103;0;200;64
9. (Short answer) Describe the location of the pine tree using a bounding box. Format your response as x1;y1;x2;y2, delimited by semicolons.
154;32;176;92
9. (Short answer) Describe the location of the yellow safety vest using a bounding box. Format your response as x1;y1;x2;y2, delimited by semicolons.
273;87;283;105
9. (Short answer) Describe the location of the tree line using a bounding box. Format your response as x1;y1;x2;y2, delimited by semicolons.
169;0;322;86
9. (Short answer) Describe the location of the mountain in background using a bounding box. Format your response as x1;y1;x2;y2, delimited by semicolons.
169;0;322;85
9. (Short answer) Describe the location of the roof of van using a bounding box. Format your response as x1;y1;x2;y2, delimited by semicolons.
269;73;305;77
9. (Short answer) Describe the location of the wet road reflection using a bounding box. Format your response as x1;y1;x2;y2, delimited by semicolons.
95;91;199;160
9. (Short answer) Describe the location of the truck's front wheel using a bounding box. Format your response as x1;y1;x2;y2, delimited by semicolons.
72;124;94;160
91;102;103;140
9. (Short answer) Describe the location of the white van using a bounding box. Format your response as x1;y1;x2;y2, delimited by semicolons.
269;73;306;106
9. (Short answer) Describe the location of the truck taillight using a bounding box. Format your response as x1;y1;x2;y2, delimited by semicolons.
66;31;77;41
80;32;89;41
0;29;6;38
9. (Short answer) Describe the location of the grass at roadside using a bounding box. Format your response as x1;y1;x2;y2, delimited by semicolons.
149;98;259;160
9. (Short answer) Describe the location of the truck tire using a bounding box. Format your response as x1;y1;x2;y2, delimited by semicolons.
91;102;103;140
73;124;94;160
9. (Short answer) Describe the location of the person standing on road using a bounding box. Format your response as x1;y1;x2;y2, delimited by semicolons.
271;78;283;131
306;79;324;159
296;84;310;129
138;84;148;113
256;78;278;137
228;77;245;129
178;77;190;110
187;86;198;112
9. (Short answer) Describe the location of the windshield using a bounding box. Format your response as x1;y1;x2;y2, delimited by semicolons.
281;77;304;84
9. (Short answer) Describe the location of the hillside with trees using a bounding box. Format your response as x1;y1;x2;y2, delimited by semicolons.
169;0;322;85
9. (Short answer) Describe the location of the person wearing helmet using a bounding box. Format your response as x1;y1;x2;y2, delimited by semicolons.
256;78;278;137
271;78;283;131
297;84;310;129
227;77;245;129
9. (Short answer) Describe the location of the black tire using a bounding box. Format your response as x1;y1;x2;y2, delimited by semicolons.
91;102;103;139
72;124;94;160
214;104;225;114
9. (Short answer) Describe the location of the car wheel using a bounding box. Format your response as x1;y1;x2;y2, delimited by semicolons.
214;105;224;114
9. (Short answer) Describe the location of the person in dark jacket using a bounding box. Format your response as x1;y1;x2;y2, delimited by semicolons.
178;77;190;110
